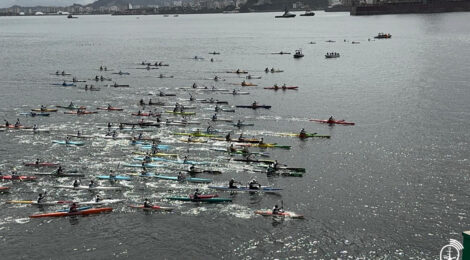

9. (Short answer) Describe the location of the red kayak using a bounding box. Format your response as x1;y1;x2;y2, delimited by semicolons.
0;175;36;181
30;207;113;218
310;119;355;125
131;112;161;117
254;210;304;219
128;205;174;211
189;194;219;199
263;86;298;90
0;125;32;129
24;162;60;167
0;187;10;191
97;107;124;111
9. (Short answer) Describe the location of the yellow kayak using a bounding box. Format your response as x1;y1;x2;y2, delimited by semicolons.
180;138;208;143
132;151;178;157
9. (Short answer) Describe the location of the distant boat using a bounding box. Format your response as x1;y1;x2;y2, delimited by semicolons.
67;14;78;19
275;9;296;18
300;10;315;16
293;49;304;58
374;33;392;39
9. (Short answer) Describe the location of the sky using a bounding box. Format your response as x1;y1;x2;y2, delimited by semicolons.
0;0;95;8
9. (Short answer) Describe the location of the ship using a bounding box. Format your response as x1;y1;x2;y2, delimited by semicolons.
351;0;470;15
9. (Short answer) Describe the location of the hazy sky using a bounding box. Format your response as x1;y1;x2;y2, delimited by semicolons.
0;0;94;8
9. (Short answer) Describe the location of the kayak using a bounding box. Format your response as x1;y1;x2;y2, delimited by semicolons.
164;111;196;116
0;175;36;181
281;133;331;139
310;119;355;125
103;135;133;140
238;143;291;149
35;172;85;177
233;123;254;127
52;72;72;76
131;112;160;117
30;207;113;218
52;140;85;146
134;157;210;165
180;138;208;143
0;125;32;129
154;175;212;183
166;197;231;203
189;194;218;199
241;82;257;87
210;148;270;157
128;205;174;211
121;122;160;127
158;93;176;97
56;105;86;110
97;107;124;111
226;71;248;74
0;187;10;191
20;112;50;117
199;100;229;104
259;165;306;172
222;91;250;95
97;175;131;181
52;83;76;87
112;72;130;75
263;86;298;90
236;105;271;109
76;199;124;205
233;158;275;164
31;108;58;112
185;169;222;175
173;132;220;138
7;200;74;205
122;163;164;168
56;206;91;212
254;210;304;219
139;144;170;149
208;186;282;193
24;162;60;167
53;185;123;191
64;111;98;115
108;84;130;88
132;151;178;157
211;137;261;144
66;134;94;138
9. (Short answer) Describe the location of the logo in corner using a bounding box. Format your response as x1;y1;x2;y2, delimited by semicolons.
440;239;463;260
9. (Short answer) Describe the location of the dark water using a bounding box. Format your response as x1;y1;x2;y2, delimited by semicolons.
0;11;469;259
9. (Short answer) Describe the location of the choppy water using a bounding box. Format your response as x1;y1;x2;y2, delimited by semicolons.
0;11;469;259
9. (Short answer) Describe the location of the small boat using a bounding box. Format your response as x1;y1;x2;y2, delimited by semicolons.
325;52;340;58
236;104;271;109
30;207;113;218
310;119;355;125
254;210;304;219
293;49;304;58
374;33;392;39
19;112;50;117
300;10;315;16
67;14;78;19
97;107;124;111
275;9;296;18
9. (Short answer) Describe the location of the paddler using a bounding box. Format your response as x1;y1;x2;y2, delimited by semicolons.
139;99;145;106
192;82;198;89
62;81;67;86
73;179;80;188
212;113;217;121
14;118;20;127
189;94;195;101
107;122;112;129
193;189;201;199
37;192;46;203
77;130;81;137
32;124;38;132
238;133;244;141
265;67;269;73
65;136;71;145
35;158;40;166
299;128;307;138
249;179;260;190
229;144;237;153
236;69;241;74
327;116;334;123
143;198;152;208
107;104;112;110
236;120;242;127
88;180;95;188
138;133;143;140
272;205;284;215
95;75;99;81
229;178;238;188
225;132;231;141
206;125;213;133
40;105;46;112
177;172;186;182
100;66;103;71
241;80;246;86
183;156;188;164
101;75;105;81
69;203;78;213
4;120;10;127
259;138;264;145
232;89;237;95
252;101;257;108
95;194;102;202
56;70;60;75
61;71;66;75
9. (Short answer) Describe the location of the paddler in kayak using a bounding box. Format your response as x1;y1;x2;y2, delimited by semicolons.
14;118;21;128
177;172;186;182
229;144;237;153
139;99;145;106
215;105;220;112
77;130;82;137
272;204;284;215
69;203;78;213
206;125;213;133
35;158;40;166
88;180;95;188
327;116;335;123
252;101;257;108
73;179;80;188
143;198;152;208
56;166;64;175
265;67;269;73
32;124;38;132
225;132;231;141
95;194;102;202
189;94;195;101
212;113;218;121
299;128;307;139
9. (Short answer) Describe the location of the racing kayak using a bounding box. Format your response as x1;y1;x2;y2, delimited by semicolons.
210;148;270;157
263;86;298;90
189;194;218;199
97;175;132;181
30;207;113;218
20;112;50;117
52;140;85;146
131;112;160;117
64;111;98;115
173;132;220;138
233;122;254;127
108;84;130;88
221;91;250;95
211;137;261;144
0;125;32;129
259;164;306;172
226;71;248;74
66;134;94;138
179;138;208;143
281;133;331;138
128;205;174;211
132;151;178;157
310;119;355;125
236;105;271;109
164;111;196;116
154;175;212;183
35;172;85;177
208;186;282;193
237;143;291;149
233;158;275;164
51;83;76;87
254;210;304;219
241;82;257;87
97;107;124;111
199;100;229;104
134;157;210;165
0;187;10;191
56;206;91;212
7;200;74;205
0;175;36;181
158;93;176;97
24;162;60;167
112;72;130;75
53;185;123;191
31;108;58;112
122;163;164;168
166;197;231;203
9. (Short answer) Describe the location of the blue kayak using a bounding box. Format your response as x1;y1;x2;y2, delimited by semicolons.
140;145;170;150
52;140;85;146
133;157;210;165
20;112;50;117
154;175;212;183
122;163;164;168
208;186;283;193
97;175;131;181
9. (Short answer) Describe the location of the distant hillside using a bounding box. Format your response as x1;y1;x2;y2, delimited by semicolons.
240;0;329;11
88;0;166;8
1;0;93;8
